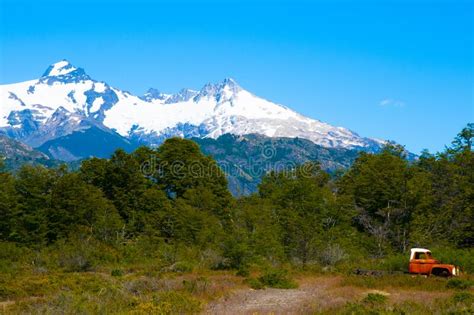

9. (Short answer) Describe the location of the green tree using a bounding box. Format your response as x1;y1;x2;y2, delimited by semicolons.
0;166;19;240
47;173;123;243
156;138;232;218
104;149;148;222
79;157;109;188
259;162;343;265
11;165;59;245
449;123;473;153
137;187;173;237
410;125;473;247
337;145;412;254
232;196;285;263
80;150;148;227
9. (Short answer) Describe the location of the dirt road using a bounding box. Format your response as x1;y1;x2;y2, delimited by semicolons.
205;277;358;314
204;276;451;314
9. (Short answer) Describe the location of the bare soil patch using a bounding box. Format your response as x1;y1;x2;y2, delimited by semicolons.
204;276;452;314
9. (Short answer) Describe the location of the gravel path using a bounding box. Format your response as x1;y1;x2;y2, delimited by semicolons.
204;276;451;314
204;277;355;314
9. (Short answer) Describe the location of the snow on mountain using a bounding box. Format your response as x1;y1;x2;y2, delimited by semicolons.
0;60;385;151
42;60;79;77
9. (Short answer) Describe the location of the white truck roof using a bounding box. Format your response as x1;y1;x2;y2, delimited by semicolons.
410;248;431;260
411;248;430;253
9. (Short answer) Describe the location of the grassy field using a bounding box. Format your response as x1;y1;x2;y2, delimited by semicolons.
1;260;473;314
1;241;473;314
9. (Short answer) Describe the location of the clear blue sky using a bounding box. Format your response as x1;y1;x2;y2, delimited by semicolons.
0;0;472;154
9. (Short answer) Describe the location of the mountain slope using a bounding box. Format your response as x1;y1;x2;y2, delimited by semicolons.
37;126;138;161
194;133;362;195
0;135;56;170
0;60;385;158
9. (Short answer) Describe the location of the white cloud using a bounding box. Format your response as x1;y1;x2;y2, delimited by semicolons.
379;98;406;107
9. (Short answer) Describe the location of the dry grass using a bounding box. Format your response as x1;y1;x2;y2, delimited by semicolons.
0;269;244;314
206;275;474;315
1;269;473;314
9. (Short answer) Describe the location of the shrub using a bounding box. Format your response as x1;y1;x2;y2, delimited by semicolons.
447;278;473;290
59;252;94;272
150;291;202;314
362;293;388;306
246;277;265;290
200;248;231;270
55;235;120;272
257;269;298;289
182;277;209;294
379;253;408;272
452;292;473;304
0;242;32;274
221;238;250;270
236;265;250;277
0;242;31;261
111;269;124;277
164;261;194;273
319;244;347;266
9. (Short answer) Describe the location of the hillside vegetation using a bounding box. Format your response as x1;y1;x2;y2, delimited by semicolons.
0;124;472;314
194;133;362;195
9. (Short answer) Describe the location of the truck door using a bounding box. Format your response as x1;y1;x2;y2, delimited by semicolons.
410;252;432;274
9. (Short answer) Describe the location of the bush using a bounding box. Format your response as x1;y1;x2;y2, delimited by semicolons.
163;261;194;273
55;235;120;272
200;248;231;270
447;278;473;290
221;239;250;270
379;253;408;272
362;293;388;306
319;244;347;266
0;242;31;261
111;269;124;277
257;269;298;289
182;277;209;294
60;252;94;272
0;242;32;274
147;291;202;314
236;265;250;277
452;292;473;304
246;277;265;290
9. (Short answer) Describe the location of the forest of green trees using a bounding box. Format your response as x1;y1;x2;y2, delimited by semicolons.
0;124;472;274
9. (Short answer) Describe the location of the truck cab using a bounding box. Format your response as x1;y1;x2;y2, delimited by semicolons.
409;248;459;277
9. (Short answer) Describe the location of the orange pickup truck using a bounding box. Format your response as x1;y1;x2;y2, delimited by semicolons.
409;248;460;277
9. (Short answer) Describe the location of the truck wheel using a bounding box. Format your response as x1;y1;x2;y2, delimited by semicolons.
431;268;450;277
440;270;450;277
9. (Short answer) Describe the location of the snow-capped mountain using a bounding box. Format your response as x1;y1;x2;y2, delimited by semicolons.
0;60;384;158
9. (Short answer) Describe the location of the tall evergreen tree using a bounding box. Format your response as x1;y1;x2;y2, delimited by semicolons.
11;166;59;245
259;162;344;265
0;160;18;241
337;144;412;254
47;173;123;243
156;138;232;218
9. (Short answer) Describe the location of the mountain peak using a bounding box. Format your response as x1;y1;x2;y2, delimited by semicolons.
219;78;242;95
195;77;242;102
40;60;90;83
165;88;198;104
222;77;239;87
141;88;168;102
42;60;77;77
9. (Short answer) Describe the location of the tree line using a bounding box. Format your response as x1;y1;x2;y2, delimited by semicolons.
0;124;472;270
